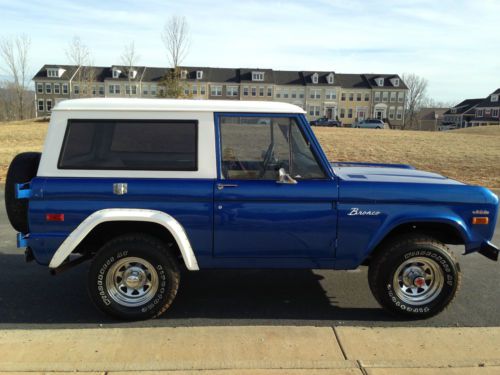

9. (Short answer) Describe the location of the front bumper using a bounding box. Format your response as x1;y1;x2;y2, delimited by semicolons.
478;241;499;261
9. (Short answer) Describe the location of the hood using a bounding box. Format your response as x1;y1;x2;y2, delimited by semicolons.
331;162;463;185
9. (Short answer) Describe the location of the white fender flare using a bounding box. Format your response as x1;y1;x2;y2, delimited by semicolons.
48;208;199;270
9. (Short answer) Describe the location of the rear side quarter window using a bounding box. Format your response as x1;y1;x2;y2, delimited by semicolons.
58;119;198;171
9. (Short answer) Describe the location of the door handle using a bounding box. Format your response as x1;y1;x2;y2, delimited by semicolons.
217;183;239;190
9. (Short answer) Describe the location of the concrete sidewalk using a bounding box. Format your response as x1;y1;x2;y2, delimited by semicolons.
1;326;500;374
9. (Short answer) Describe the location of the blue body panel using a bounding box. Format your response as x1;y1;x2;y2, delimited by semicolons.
21;112;499;269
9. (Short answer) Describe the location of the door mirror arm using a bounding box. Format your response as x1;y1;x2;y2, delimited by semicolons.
276;168;298;184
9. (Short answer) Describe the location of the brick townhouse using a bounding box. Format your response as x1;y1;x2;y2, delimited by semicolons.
33;65;407;127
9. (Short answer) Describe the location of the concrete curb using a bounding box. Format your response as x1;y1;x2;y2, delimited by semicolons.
1;326;500;373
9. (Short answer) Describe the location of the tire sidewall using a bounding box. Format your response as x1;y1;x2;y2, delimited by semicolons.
377;243;458;317
88;239;178;320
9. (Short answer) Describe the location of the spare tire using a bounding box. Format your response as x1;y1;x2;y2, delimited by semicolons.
5;152;41;233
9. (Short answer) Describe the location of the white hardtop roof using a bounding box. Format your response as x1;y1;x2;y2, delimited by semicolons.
53;98;306;114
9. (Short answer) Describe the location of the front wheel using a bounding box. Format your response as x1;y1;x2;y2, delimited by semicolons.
88;233;180;320
368;235;461;319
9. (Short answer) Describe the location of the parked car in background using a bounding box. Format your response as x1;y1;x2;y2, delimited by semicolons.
353;119;387;129
310;117;342;127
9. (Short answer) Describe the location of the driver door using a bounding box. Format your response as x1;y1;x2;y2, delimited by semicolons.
213;114;338;260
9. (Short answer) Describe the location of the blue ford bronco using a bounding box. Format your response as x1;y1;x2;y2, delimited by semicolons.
5;98;499;320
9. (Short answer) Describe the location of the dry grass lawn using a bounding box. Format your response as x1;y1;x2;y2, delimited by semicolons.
0;120;499;188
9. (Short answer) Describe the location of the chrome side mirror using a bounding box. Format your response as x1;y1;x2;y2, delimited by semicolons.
277;168;298;184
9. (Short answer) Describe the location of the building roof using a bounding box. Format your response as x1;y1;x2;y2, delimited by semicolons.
53;98;306;114
33;65;407;90
443;98;483;115
32;64;80;81
363;74;408;90
475;88;500;108
418;108;448;121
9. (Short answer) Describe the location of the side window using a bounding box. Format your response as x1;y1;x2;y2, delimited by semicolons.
220;116;326;180
59;120;197;170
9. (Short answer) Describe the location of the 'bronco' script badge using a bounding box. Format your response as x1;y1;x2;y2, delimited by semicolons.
348;208;381;216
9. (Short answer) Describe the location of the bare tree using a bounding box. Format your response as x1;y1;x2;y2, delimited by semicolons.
159;16;190;98
0;34;32;120
161;16;190;68
66;36;96;97
401;73;428;130
120;41;140;96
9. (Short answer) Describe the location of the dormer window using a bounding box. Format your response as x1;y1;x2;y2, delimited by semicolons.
491;94;499;102
451;108;457;113
327;73;334;84
47;68;65;78
112;68;121;78
252;71;264;81
196;70;203;80
181;70;188;79
391;78;400;87
376;77;385;87
312;73;319;84
128;69;137;79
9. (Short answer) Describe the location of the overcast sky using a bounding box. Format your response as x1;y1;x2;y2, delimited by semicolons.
0;0;499;103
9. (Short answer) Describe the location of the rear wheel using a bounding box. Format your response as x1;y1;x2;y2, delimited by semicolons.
368;235;461;319
5;152;41;232
88;233;180;320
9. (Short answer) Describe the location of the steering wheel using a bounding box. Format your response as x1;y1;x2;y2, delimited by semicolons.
259;143;275;178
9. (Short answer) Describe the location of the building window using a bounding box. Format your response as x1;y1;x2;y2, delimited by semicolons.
192;85;197;95
390;92;396;102
299;90;304;99
398;92;404;102
393;78;400;87
227;86;238;97
356;93;361;101
45;83;52;94
37;99;44;112
200;85;206;95
46;99;52;112
211;85;222;96
492;109;499;117
252;71;264;81
112;69;121;78
267;87;272;97
180;70;188;79
62;83;68;95
243;86;249;96
275;89;281;98
341;93;346;101
74;85;80;95
376;78;384;86
142;85;149;96
326;90;336;100
99;85;105;96
54;83;60;94
311;73;318;84
259;87;264;97
36;83;43;93
150;85;157;96
375;92;381;101
327;73;334;84
340;108;345;118
251;87;257;96
477;109;484;117
125;85;137;95
308;105;320;117
310;89;320;99
349;93;354;101
196;70;203;79
109;84;120;94
382;91;388;101
396;107;403;120
491;94;499;102
184;86;190;96
283;89;289;99
364;93;369;101
389;107;395;120
291;90;296;99
348;109;353;118
92;86;97;96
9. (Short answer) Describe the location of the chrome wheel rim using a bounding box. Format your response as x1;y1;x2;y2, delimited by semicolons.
106;257;158;307
393;257;444;306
